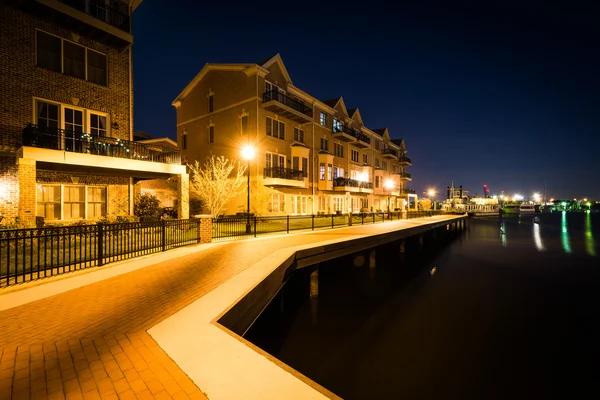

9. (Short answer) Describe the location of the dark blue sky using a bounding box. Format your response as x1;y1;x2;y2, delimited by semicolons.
133;1;599;200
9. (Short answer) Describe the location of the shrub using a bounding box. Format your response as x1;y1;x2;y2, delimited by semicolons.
36;216;45;228
134;193;161;222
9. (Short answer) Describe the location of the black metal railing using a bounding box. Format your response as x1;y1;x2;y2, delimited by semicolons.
398;171;412;179
398;156;412;164
61;0;131;32
263;167;306;181
332;124;371;145
263;90;312;117
0;219;199;287
400;188;416;195
333;177;373;189
212;210;447;240
382;148;398;157
21;124;181;165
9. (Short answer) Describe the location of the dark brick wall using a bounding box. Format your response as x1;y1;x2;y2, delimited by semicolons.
0;3;131;151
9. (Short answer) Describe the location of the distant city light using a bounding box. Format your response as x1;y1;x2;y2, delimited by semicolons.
532;193;541;202
513;194;524;201
427;189;436;197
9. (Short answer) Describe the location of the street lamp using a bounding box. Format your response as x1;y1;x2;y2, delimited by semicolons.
241;145;255;233
384;179;394;218
428;189;436;210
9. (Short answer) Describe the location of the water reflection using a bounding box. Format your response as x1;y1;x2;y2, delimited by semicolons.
533;221;545;252
500;222;507;247
561;211;572;254
585;211;596;256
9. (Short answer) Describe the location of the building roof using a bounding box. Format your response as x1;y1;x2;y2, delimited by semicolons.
347;108;357;116
322;97;342;108
257;54;279;66
373;128;386;137
133;131;153;141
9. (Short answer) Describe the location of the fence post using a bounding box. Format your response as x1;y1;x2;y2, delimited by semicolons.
372;213;375;224
196;218;201;243
287;215;290;233
253;216;257;237
312;214;315;231
97;223;104;266
161;219;166;252
331;214;334;229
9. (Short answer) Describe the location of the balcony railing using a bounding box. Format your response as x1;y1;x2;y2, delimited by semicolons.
263;167;306;181
262;90;312;117
333;177;373;189
381;148;398;158
332;125;371;145
397;172;412;179
400;188;416;195
61;0;130;32
398;156;412;164
21;124;181;165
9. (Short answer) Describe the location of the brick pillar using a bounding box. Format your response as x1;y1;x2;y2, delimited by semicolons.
197;215;212;243
18;158;36;227
176;173;189;219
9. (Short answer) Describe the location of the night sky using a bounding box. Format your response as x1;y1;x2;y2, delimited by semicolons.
132;1;600;200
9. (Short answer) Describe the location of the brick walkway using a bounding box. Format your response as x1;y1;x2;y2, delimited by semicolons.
0;225;389;400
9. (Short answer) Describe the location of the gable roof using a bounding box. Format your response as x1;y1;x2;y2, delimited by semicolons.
391;138;406;151
260;53;293;85
373;128;386;137
322;97;341;108
257;54;278;66
348;108;364;124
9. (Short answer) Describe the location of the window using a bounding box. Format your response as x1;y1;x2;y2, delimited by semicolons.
333;167;344;179
333;119;343;133
208;125;214;143
208;94;214;113
87;187;106;218
265;117;285;139
320;138;328;151
382;161;388;171
319;196;330;213
327;164;332;181
36;100;59;130
351;149;359;163
241;115;248;134
268;194;285;213
334;197;344;212
182;130;187;150
64;186;85;219
334;142;343;157
375;176;381;188
36;31;61;72
86;49;107;86
363;153;368;164
63;41;86;80
294;127;305;143
375;157;380;168
302;157;308;174
37;185;60;219
320;112;328;127
90;113;107;136
265;153;285;176
293;156;299;171
36;30;108;86
319;163;325;180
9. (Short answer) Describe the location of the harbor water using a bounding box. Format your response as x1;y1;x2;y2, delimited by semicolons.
245;212;600;399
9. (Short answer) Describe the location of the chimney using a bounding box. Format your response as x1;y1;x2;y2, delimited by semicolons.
459;185;463;198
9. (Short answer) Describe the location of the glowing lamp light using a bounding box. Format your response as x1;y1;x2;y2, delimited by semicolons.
427;189;436;198
532;193;541;202
513;194;523;201
241;145;255;160
384;179;395;190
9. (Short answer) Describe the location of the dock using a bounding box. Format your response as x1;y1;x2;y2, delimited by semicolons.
0;214;466;400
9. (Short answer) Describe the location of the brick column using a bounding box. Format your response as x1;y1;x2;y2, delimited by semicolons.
176;173;189;219
196;214;212;243
17;158;36;227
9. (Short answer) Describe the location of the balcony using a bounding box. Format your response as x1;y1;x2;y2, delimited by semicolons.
262;90;313;123
18;124;185;177
398;156;412;166
263;167;307;188
332;125;358;142
397;171;412;180
333;177;373;193
22;0;132;48
381;148;398;159
399;188;416;196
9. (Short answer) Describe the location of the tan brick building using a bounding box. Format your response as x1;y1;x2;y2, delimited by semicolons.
0;0;188;227
173;54;416;216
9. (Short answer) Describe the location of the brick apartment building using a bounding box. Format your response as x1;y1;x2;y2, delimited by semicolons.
0;0;188;227
173;54;416;216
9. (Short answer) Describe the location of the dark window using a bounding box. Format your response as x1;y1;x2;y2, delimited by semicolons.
36;101;59;131
293;157;299;170
266;117;272;136
294;128;304;143
90;114;107;136
320;138;328;151
241;115;248;134
87;50;107;86
36;31;61;72
208;126;214;143
273;120;279;138
278;121;285;140
302;157;308;174
208;94;214;112
182;132;187;149
363;153;368;164
63;41;86;79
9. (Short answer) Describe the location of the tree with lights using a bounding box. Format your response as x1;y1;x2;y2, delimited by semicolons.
188;155;247;216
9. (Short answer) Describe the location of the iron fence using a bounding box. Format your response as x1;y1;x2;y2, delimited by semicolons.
0;219;199;287
212;210;445;240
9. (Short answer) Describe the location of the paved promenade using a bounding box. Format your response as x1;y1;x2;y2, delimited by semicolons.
0;216;462;400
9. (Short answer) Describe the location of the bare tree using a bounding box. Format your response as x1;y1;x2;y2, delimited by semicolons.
188;155;247;216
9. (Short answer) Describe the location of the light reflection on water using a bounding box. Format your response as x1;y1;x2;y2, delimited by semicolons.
561;211;572;254
500;222;507;247
585;211;596;256
533;221;545;251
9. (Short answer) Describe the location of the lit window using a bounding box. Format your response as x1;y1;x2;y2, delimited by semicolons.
333;119;343;132
320;163;325;180
37;185;60;219
320;112;328;127
87;187;106;218
328;164;332;181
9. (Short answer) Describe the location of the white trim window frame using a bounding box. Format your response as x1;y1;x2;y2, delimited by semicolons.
36;184;107;220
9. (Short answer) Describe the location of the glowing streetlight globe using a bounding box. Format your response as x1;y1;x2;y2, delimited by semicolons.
427;189;436;198
241;145;255;160
384;179;394;190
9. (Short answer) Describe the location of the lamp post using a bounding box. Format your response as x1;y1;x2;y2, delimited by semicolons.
428;189;437;211
241;145;255;234
384;179;394;218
